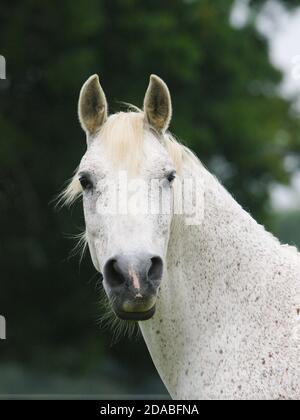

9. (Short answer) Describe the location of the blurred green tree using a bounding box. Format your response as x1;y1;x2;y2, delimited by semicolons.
274;210;300;248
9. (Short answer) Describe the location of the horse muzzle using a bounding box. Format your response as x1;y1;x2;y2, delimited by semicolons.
103;253;163;321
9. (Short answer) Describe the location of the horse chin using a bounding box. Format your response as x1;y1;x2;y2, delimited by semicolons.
114;305;156;321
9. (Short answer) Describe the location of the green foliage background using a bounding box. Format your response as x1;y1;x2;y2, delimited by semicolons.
0;0;299;396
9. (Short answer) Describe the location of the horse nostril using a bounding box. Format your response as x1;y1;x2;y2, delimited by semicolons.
104;258;126;288
148;256;163;283
104;254;163;292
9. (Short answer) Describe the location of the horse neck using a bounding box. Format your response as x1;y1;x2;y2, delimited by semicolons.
167;164;281;297
139;161;284;398
166;160;282;315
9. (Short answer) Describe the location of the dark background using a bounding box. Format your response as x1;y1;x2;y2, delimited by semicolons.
0;0;299;397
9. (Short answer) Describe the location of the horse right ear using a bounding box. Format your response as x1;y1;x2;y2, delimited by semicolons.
143;74;172;134
78;74;108;141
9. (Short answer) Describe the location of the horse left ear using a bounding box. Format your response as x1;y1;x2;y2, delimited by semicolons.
78;74;108;141
143;74;172;134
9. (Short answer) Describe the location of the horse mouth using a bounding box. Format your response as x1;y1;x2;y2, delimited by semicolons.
114;305;156;321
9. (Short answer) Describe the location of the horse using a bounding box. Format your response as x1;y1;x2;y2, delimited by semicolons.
61;74;300;400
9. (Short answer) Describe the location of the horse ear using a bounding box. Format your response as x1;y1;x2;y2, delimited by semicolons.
143;74;172;133
78;74;108;140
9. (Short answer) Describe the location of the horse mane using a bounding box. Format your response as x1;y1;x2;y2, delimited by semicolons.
58;111;203;208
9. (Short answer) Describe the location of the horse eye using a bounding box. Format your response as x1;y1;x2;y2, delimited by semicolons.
79;174;93;190
166;170;176;183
